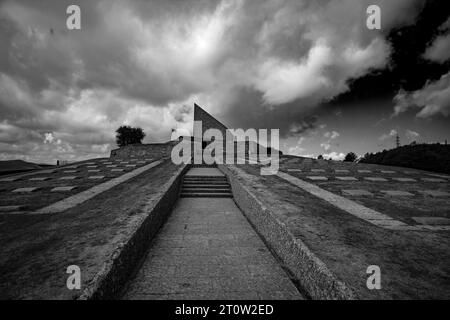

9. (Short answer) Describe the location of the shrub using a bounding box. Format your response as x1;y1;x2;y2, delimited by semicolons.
344;152;357;162
115;125;146;147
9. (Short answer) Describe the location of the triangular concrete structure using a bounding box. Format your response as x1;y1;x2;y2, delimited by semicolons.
193;103;229;143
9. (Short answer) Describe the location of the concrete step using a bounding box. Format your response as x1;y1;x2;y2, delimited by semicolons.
183;177;227;181
183;181;229;186
182;188;231;193
183;181;230;186
183;185;230;189
180;193;233;198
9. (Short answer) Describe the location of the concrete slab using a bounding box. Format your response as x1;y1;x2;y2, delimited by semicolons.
64;170;77;173
59;176;77;180
307;176;328;181
88;169;100;173
336;177;358;181
392;178;417;182
381;190;414;196
111;169;124;172
287;169;302;172
381;170;396;173
427;174;449;179
34;160;162;214
126;165;137;167
419;190;450;197
364;177;388;182
358;170;371;173
311;169;325;172
12;187;38;193
422;178;446;183
106;165;117;168
412;217;450;226
0;205;23;212
277;172;408;230
51;186;77;192
335;169;350;173
29;177;50;181
185;167;224;176
0;177;19;182
87;166;98;168
88;176;105;180
342;189;373;196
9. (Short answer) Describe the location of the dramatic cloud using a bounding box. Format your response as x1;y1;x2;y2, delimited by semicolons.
379;129;398;140
324;131;340;140
323;151;346;161
405;129;420;142
423;17;450;63
0;0;425;162
393;72;450;118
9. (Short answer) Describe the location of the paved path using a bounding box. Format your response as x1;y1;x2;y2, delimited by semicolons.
185;167;224;176
123;197;303;299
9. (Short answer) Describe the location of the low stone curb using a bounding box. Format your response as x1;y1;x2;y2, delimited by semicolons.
218;164;355;300
78;163;189;300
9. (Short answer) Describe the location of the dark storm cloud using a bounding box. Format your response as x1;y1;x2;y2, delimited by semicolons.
0;0;429;162
218;88;319;137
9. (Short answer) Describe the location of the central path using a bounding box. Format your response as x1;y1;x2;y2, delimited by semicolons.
123;168;303;300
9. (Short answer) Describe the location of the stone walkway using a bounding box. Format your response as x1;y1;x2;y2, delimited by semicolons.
123;196;303;300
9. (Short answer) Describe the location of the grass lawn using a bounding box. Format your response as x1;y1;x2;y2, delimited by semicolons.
0;158;159;211
234;159;450;299
0;159;181;299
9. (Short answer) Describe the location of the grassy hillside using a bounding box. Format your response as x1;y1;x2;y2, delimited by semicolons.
0;160;42;175
360;143;450;174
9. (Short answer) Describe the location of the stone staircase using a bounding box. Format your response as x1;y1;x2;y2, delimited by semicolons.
180;175;233;198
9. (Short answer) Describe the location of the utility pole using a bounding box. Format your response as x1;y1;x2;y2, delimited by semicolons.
396;133;400;148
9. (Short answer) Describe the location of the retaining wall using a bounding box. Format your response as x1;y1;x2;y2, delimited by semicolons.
79;163;189;300
218;164;355;300
110;142;178;159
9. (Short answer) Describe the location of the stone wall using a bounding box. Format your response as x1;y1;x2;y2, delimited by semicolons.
110;142;178;159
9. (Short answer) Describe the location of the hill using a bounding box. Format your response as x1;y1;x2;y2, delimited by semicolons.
0;160;43;176
360;143;450;174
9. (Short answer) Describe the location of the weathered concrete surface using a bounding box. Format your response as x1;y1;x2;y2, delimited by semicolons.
79;162;188;300
34;160;163;214
185;167;224;176
122;198;303;300
223;162;450;299
0;160;185;299
218;164;354;300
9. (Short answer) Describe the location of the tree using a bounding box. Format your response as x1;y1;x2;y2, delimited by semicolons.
344;152;357;162
115;125;145;147
317;154;324;160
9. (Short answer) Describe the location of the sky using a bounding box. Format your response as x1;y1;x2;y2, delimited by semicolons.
0;0;449;163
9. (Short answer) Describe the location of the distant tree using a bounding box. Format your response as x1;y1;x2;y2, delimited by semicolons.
344;152;357;162
356;143;450;174
317;154;324;160
115;125;145;147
